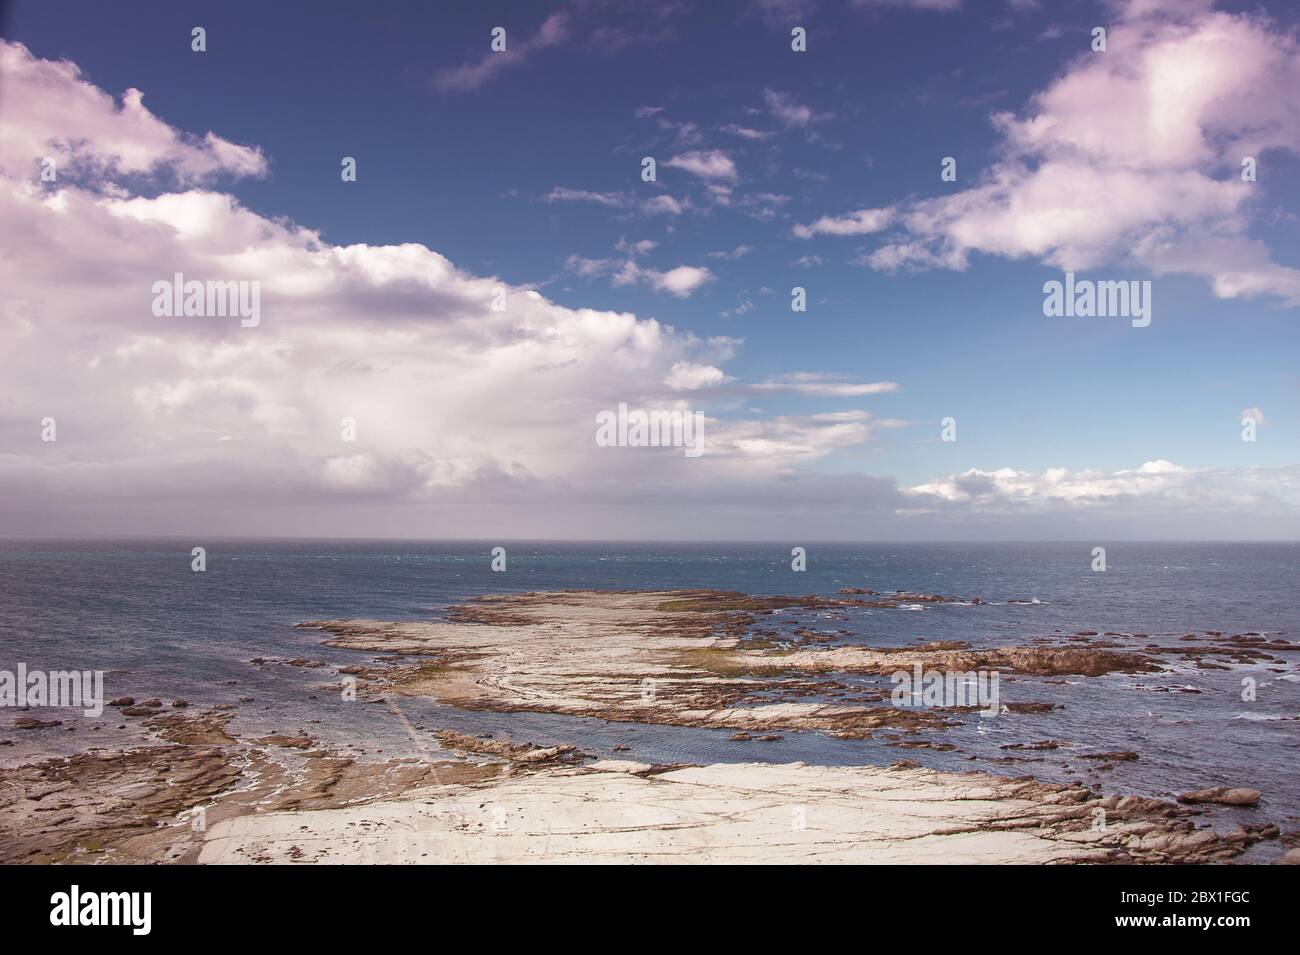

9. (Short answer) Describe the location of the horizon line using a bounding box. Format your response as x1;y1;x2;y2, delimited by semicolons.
2;534;1297;546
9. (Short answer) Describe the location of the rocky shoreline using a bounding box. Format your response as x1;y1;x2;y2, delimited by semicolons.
3;705;1285;865
298;589;1269;739
3;588;1295;864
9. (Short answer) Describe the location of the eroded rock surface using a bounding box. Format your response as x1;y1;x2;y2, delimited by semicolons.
4;589;1284;865
300;589;1159;738
197;758;1266;865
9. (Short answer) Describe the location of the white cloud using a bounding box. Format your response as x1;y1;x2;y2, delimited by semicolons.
544;187;627;207
765;89;812;127
906;459;1300;516
616;237;658;256
0;39;775;533
721;298;756;317
753;373;900;397
763;89;827;129
1240;406;1266;426
721;124;773;141
739;192;791;221
793;206;895;238
563;253;615;277
568;249;715;298
707;244;755;260
858;5;1300;305
645;264;716;297
640;194;685;215
664;150;738;182
3;37;1294;541
542;187;687;218
0;41;266;185
433;13;569;92
1112;0;1216;20
664;362;728;391
709;410;887;462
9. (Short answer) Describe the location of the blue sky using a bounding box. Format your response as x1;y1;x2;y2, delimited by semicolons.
1;0;1297;538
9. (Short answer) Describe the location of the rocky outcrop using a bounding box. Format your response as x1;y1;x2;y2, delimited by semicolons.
0;712;240;863
196;759;1271;865
1178;786;1262;807
300;590;1161;742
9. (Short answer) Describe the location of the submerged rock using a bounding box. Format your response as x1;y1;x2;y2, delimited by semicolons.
1178;786;1261;807
13;717;62;730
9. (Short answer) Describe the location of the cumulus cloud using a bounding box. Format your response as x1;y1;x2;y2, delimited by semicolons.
0;41;266;185
564;248;715;297
0;39;791;535
906;459;1300;516
664;362;728;391
636;263;716;297
3;37;1293;541
665;150;738;181
855;3;1300;304
640;193;685;215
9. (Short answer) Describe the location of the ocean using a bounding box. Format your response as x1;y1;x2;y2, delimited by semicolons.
2;538;1296;848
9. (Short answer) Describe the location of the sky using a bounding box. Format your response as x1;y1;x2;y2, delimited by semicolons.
0;0;1297;540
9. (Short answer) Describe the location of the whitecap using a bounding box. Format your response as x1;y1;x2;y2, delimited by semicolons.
1232;712;1292;722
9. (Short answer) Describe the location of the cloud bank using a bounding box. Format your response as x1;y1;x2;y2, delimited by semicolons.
801;2;1300;306
0;37;1294;540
